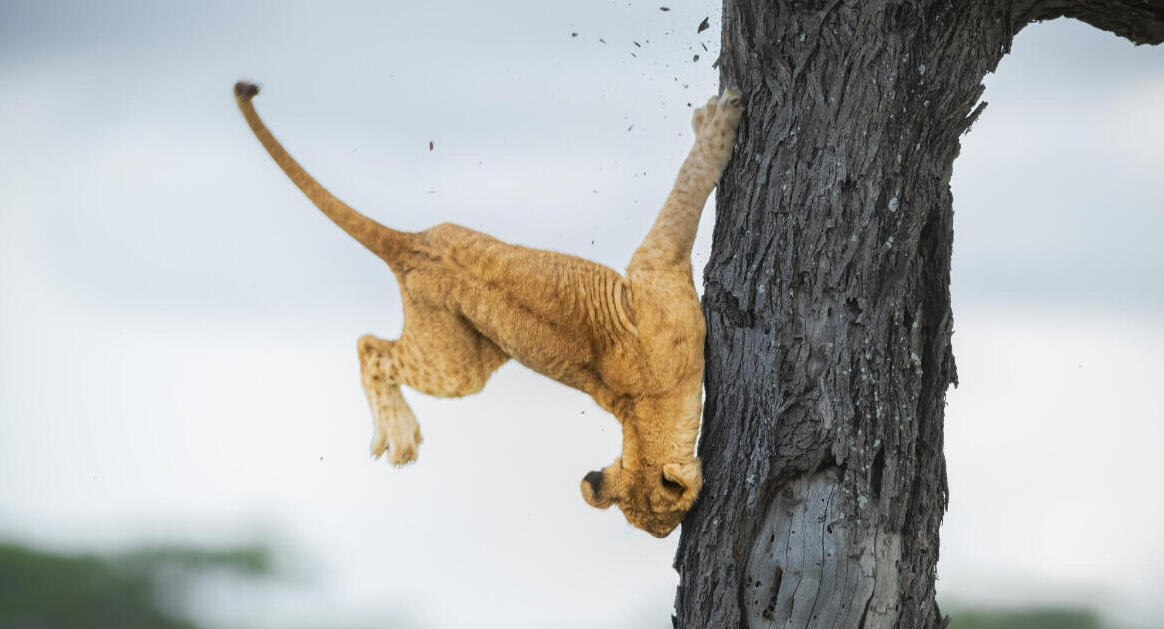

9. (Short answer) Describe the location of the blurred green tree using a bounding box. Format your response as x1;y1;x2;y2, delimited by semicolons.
948;608;1103;629
0;542;270;629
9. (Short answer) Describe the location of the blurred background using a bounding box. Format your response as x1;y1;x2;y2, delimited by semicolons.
0;1;1161;628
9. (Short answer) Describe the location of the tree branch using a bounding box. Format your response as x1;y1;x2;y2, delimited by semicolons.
1019;0;1164;45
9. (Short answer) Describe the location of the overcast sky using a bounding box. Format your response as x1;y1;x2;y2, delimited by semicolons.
1;2;1162;628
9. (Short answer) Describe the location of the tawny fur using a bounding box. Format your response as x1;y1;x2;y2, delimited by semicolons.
234;81;743;537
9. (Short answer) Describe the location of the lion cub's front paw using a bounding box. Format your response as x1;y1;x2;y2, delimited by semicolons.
691;89;743;137
690;89;744;177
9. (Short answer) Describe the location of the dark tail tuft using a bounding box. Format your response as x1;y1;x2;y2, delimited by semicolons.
234;81;260;100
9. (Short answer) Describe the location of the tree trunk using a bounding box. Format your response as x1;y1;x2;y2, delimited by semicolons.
673;2;1164;628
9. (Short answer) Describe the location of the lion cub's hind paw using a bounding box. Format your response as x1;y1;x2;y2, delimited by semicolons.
369;404;423;467
387;437;420;466
370;423;422;466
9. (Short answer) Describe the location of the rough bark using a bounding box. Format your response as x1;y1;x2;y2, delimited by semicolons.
673;1;1164;628
1021;0;1164;45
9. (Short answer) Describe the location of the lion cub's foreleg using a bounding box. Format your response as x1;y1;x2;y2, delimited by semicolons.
628;90;743;273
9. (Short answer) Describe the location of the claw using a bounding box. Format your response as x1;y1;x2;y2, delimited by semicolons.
721;88;743;109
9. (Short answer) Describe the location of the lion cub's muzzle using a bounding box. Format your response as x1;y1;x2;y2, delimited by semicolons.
580;470;613;509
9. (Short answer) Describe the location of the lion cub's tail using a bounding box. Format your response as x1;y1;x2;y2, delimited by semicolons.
233;81;410;267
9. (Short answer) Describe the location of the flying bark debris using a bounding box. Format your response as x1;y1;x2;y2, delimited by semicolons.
634;41;642;47
697;17;710;33
428;141;433;151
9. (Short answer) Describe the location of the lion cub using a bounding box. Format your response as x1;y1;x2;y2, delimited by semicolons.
234;82;742;537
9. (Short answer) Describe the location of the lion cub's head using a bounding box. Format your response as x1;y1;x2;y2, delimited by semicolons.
580;457;702;537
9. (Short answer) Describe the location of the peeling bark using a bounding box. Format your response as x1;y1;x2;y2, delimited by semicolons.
672;1;1164;628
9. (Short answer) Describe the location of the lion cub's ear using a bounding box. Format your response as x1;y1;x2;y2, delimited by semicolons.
662;460;703;503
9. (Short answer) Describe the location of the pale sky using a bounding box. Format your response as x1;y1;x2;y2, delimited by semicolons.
1;2;1162;628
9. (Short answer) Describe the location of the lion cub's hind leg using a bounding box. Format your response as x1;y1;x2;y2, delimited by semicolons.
358;336;423;465
357;299;508;465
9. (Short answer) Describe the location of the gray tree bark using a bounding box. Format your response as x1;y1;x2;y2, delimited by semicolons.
673;2;1164;628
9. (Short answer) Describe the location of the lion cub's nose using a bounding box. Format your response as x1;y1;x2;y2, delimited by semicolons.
581;470;612;508
583;470;604;494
